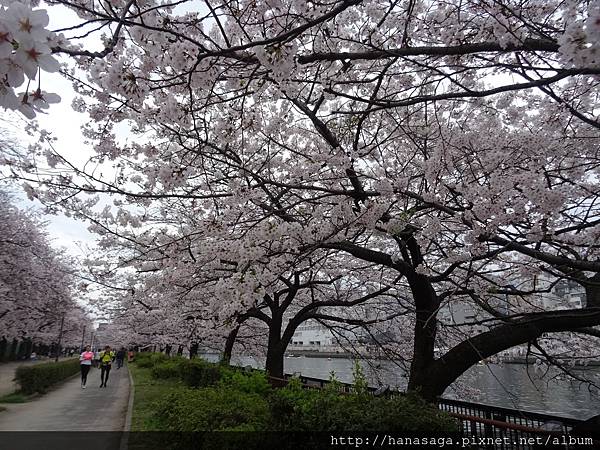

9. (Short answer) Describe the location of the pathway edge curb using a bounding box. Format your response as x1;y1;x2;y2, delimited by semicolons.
124;364;135;431
119;365;135;450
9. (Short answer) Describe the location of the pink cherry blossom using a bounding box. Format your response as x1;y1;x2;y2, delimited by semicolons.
0;2;63;117
4;1;50;41
14;38;58;78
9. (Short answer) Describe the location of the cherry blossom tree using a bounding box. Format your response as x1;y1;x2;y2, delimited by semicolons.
95;225;406;376
3;0;600;399
0;190;91;351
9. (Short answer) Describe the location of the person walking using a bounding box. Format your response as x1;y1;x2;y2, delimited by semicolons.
115;347;126;369
98;346;115;387
79;345;94;389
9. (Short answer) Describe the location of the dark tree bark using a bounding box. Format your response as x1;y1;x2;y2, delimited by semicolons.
265;341;286;378
189;342;198;359
413;307;600;401
265;310;286;378
584;274;600;308
221;325;240;366
406;273;440;394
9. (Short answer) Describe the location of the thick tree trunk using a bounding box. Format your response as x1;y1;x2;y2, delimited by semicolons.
221;325;240;365
406;274;440;397
585;274;600;308
265;344;285;378
265;310;285;378
189;342;198;359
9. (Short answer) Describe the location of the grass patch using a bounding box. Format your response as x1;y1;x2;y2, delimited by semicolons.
128;363;185;431
0;392;27;403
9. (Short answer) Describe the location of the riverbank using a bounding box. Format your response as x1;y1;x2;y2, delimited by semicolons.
286;350;351;358
124;353;600;450
503;357;600;366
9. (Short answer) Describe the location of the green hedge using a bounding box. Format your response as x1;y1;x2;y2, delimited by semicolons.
141;352;225;388
155;387;271;432
136;353;459;435
148;362;457;434
218;368;271;396
177;359;223;387
150;360;182;379
136;352;164;368
269;379;459;433
15;358;80;394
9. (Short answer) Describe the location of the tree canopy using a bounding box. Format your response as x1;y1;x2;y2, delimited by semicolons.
0;191;90;346
1;0;599;398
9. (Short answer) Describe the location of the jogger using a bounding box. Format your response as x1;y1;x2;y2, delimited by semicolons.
79;345;94;388
81;364;91;386
98;345;115;387
100;364;111;387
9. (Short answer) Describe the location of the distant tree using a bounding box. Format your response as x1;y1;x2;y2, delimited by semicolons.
0;190;90;346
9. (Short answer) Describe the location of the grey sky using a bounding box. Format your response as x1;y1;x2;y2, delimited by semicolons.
1;4;101;257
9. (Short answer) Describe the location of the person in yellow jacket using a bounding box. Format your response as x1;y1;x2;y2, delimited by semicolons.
98;345;115;387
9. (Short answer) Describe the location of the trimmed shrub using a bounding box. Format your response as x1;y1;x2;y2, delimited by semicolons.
268;383;459;433
150;353;168;365
154;387;271;431
135;352;157;368
136;352;174;369
15;358;79;394
218;369;271;396
178;359;222;387
151;360;182;379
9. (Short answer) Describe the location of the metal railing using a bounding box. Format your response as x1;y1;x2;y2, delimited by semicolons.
438;397;580;434
436;398;590;449
268;372;591;449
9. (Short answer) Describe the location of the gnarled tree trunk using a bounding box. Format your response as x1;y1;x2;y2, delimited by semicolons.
221;325;240;365
406;273;440;395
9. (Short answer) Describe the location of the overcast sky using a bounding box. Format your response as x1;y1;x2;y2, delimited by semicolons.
4;1;206;258
2;4;100;258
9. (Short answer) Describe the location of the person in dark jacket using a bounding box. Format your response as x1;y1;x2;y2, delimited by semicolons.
115;348;126;369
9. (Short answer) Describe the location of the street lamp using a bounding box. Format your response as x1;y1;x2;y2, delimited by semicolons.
55;314;65;362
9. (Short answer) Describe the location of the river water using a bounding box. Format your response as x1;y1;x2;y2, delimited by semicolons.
209;354;600;421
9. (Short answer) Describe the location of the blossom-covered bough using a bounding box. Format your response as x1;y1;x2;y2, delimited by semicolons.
3;0;600;400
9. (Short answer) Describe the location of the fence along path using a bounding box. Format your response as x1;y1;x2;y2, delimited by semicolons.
268;371;596;450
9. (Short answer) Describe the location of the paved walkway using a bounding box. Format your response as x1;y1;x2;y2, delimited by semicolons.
0;364;130;431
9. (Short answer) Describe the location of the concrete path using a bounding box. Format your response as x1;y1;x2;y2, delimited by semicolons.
0;364;130;431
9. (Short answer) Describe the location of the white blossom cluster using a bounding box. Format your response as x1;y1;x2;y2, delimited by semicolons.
0;0;64;117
